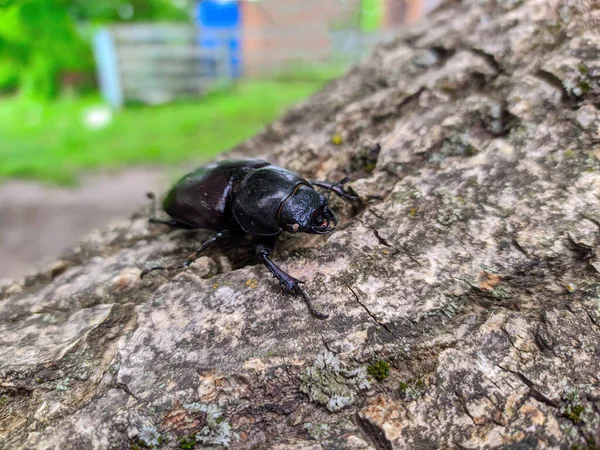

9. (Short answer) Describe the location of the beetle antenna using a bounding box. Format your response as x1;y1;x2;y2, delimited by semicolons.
327;177;350;202
147;192;157;220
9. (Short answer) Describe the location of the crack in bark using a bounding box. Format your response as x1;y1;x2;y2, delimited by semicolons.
501;328;526;354
368;88;425;125
512;238;533;259
343;282;392;334
319;333;338;354
390;246;425;268
582;214;600;230
355;412;394;450
484;393;506;426
368;209;385;221
281;355;293;380
582;306;600;332
453;388;479;426
535;69;574;106
496;365;560;408
468;47;505;74
115;382;139;401
369;225;392;248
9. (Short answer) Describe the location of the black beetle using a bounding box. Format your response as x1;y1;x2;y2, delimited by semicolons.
141;158;365;319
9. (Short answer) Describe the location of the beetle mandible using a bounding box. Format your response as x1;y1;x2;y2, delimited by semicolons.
140;158;364;319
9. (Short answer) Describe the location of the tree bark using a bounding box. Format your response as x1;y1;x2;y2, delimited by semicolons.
2;0;600;448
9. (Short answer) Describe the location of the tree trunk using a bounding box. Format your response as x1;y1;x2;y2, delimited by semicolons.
2;0;600;448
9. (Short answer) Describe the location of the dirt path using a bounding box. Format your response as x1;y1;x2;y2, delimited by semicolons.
0;168;172;280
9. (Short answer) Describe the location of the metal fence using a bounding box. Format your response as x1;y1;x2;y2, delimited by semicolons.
93;23;397;107
93;24;233;107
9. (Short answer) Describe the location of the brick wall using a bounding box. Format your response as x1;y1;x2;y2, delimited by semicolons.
241;0;361;76
384;0;407;26
240;0;438;76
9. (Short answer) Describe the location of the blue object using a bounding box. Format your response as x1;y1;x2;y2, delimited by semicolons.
196;0;242;78
93;29;123;108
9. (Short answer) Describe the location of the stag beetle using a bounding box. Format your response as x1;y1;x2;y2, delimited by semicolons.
141;158;365;319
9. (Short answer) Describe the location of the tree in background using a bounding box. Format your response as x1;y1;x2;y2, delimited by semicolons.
0;0;189;99
360;0;383;32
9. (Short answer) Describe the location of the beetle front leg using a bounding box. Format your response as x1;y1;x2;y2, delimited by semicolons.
310;179;360;202
256;243;329;320
140;230;232;278
310;179;381;204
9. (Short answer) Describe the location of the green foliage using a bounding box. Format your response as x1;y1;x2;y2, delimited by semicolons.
360;0;383;32
0;79;328;184
69;0;188;23
0;0;93;98
0;59;19;92
0;0;188;98
367;360;390;381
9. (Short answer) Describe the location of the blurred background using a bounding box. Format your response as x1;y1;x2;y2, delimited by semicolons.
0;0;438;279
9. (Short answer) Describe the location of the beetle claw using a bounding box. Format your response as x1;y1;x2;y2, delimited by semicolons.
292;285;329;320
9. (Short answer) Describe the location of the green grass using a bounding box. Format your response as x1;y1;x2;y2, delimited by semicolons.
0;78;333;185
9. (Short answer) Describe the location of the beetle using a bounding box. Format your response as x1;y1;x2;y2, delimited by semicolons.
140;158;365;319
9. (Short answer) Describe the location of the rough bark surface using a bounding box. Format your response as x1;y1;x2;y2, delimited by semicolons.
2;0;600;448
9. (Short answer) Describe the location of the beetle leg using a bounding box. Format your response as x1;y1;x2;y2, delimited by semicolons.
255;243;329;320
310;180;375;204
140;230;232;278
310;180;358;202
311;180;382;205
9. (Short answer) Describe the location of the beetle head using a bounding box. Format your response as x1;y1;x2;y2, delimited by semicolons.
279;186;338;234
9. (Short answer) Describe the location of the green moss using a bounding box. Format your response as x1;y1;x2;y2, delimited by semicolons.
579;81;592;95
578;64;589;74
440;85;456;94
398;381;409;393
178;435;197;449
367;360;390;381
364;163;376;172
0;395;9;407
566;404;585;424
